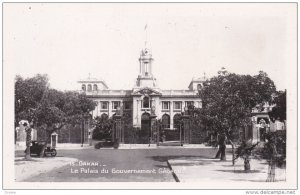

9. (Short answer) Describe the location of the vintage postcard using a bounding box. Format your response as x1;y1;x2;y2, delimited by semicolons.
2;2;298;191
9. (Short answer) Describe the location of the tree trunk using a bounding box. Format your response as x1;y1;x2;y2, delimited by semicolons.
228;139;235;165
25;127;32;160
231;144;235;165
244;158;250;172
25;144;31;160
220;145;226;161
215;147;221;159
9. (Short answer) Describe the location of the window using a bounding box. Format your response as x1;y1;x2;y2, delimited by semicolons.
112;101;120;110
173;114;182;129
87;84;92;91
143;97;150;108
174;102;182;110
82;84;86;91
100;102;108;110
124;102;131;110
162;114;170;128
93;84;98;91
197;84;202;90
145;62;149;75
185;101;194;107
162;101;169;110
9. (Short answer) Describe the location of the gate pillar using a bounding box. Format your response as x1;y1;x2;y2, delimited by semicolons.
182;107;191;144
113;107;124;144
150;115;157;144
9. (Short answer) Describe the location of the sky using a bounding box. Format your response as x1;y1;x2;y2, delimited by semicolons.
4;3;297;91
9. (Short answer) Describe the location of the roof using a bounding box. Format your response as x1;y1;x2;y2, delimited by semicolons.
77;76;109;89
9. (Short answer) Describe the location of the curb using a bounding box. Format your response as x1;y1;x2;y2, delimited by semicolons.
166;160;180;182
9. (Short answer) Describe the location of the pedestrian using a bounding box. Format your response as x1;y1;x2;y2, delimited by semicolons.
215;132;227;161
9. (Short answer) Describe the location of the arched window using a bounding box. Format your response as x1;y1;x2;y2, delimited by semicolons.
162;114;170;128
173;114;182;130
87;84;92;91
143;97;150;108
197;84;202;90
82;84;86;91
93;84;98;91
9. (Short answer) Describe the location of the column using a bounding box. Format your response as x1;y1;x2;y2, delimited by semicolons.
183;115;190;144
120;100;123;110
132;97;138;127
108;100;112;118
96;101;100;117
170;101;174;129
139;62;142;75
149;62;152;75
137;99;141;128
155;98;161;118
142;62;145;75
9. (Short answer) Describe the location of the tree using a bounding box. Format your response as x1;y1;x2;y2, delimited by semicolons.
268;90;286;122
15;74;49;127
15;75;96;157
199;68;276;164
15;74;49;159
92;111;132;141
92;114;114;140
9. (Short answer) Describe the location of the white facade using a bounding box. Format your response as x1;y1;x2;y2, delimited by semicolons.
78;48;203;129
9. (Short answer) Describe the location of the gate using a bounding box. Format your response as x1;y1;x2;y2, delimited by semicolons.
112;116;124;143
157;122;183;146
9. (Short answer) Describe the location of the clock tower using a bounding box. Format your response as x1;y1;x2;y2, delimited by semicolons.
136;48;157;88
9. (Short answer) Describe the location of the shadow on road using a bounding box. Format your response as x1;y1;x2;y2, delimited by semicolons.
149;155;210;163
216;169;261;174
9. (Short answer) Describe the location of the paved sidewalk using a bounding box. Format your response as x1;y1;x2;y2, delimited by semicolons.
168;155;286;182
118;144;232;149
15;157;78;181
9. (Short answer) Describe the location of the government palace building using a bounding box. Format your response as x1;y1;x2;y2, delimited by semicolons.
78;47;203;131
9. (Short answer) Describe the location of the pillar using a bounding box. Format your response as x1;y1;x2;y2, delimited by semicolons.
136;99;141;128
108;100;112;118
51;132;58;148
170;101;174;129
150;114;157;144
25;127;32;159
182;107;191;144
88;128;93;146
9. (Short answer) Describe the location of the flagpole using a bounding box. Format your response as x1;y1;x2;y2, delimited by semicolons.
145;24;148;48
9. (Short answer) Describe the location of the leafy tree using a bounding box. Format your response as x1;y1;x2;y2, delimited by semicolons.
92;111;132;141
199;68;276;164
15;75;96;156
15;74;49;126
92;114;114;140
268;90;286;122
